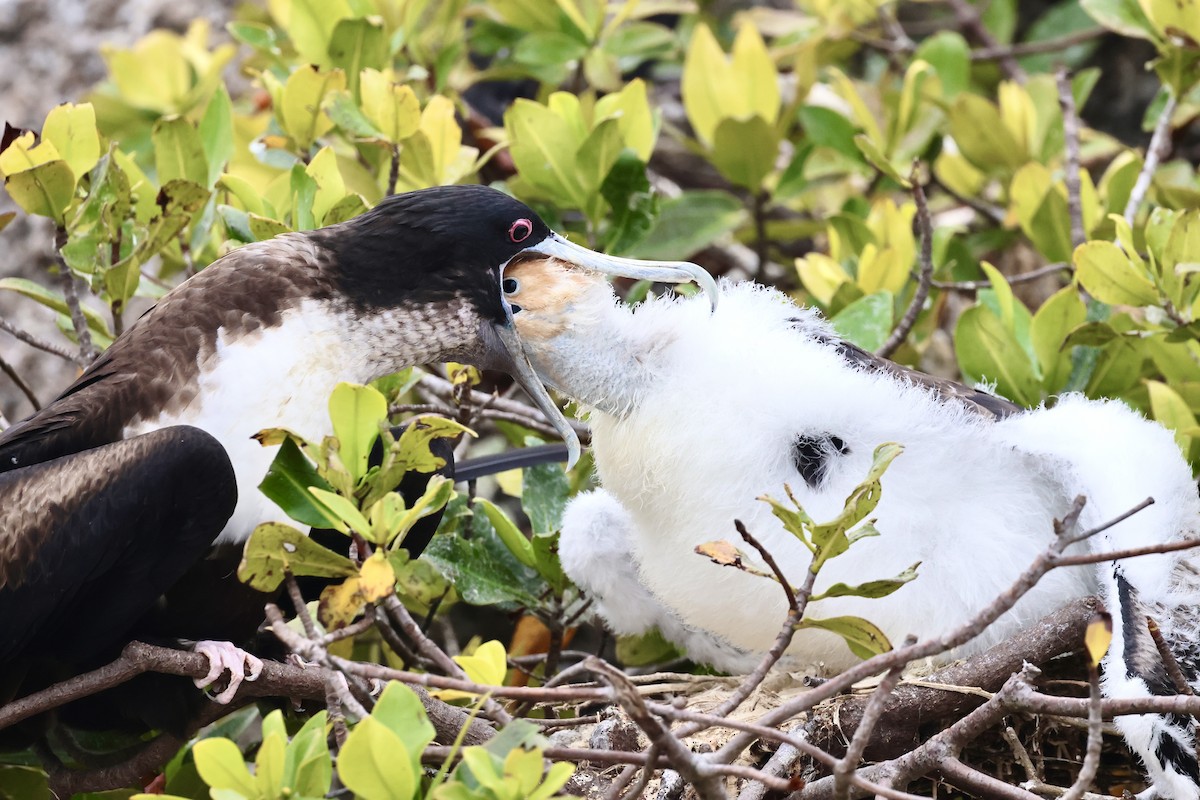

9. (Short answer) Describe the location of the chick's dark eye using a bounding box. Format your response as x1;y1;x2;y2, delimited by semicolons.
508;218;533;243
502;277;520;294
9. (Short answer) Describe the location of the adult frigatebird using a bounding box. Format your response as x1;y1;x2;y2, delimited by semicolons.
502;256;1200;797
0;184;713;718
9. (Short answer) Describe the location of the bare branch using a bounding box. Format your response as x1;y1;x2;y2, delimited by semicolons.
1124;91;1177;225
0;315;79;363
588;657;728;800
832;648;911;800
0;351;41;409
1056;67;1086;248
878;172;933;359
933;263;1070;292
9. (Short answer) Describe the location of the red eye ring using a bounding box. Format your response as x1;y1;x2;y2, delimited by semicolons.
508;218;533;243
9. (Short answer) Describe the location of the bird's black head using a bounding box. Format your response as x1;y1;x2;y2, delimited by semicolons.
321;184;550;321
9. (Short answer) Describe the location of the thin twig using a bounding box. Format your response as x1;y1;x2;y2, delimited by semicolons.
832;647;912;800
932;263;1070;291
0;316;79;363
1124;90;1177;224
588;658;728;800
735;725;806;800
1147;616;1195;696
1058;663;1102;800
0;351;41;409
1056;67;1086;248
54;234;98;364
877;171;933;359
971;28;1106;61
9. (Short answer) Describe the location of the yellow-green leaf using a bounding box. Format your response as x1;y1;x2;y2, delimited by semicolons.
193;738;257;795
41;103;100;184
328;381;387;484
338;717;416;800
594;78;657;160
4;160;75;223
1148;380;1197;456
237;522;357;592
153;116;209;186
710;116;778;190
797;614;892;660
281;65;346;152
1074;240;1159;306
360;70;421;143
681;23;736;147
730;22;780;127
948;93;1026;173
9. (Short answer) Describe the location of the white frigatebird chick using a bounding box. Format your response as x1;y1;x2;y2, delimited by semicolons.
502;257;1200;797
0;184;714;725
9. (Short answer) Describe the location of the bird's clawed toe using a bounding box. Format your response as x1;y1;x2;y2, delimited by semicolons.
193;640;264;704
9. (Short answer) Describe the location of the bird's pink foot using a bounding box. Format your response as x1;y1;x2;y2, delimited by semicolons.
193;640;264;704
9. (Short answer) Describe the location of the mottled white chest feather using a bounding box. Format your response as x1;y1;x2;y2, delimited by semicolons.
124;300;397;545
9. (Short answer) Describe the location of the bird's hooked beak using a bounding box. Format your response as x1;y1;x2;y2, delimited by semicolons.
486;232;716;470
522;232;718;311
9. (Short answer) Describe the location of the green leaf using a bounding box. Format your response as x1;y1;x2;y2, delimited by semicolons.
710;116;778;190
329;381;387;484
329;18;388;97
199;85;234;188
237;522;357;592
616;628;684;666
309;487;372;535
280;65;346;152
955;305;1040;406
915;32;970;98
41;102;100;185
1074;240;1159;306
476;498;536;568
513;30;588;68
359;70;420;143
338;717;416;800
853;134;910;187
424;508;543;609
831;291;894;352
601;152;657;255
1081;0;1156;38
192;739;257;796
522;458;568;534
259;437;338;528
1148;380;1197;456
284;711;332;796
0;276;113;341
813;563;919;601
948;94;1025;173
255;728;286;798
4;160;75;223
153;117;209;186
283;0;354;66
630;190;747;260
797;106;862;161
249;213;292;241
505;98;586;207
1030;286;1087;392
797;615;892;660
576;118;623;200
371;682;436;782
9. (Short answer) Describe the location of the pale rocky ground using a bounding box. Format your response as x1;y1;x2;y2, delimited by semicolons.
0;0;238;423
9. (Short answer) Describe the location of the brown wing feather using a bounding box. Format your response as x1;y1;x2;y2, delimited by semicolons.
811;330;1022;420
